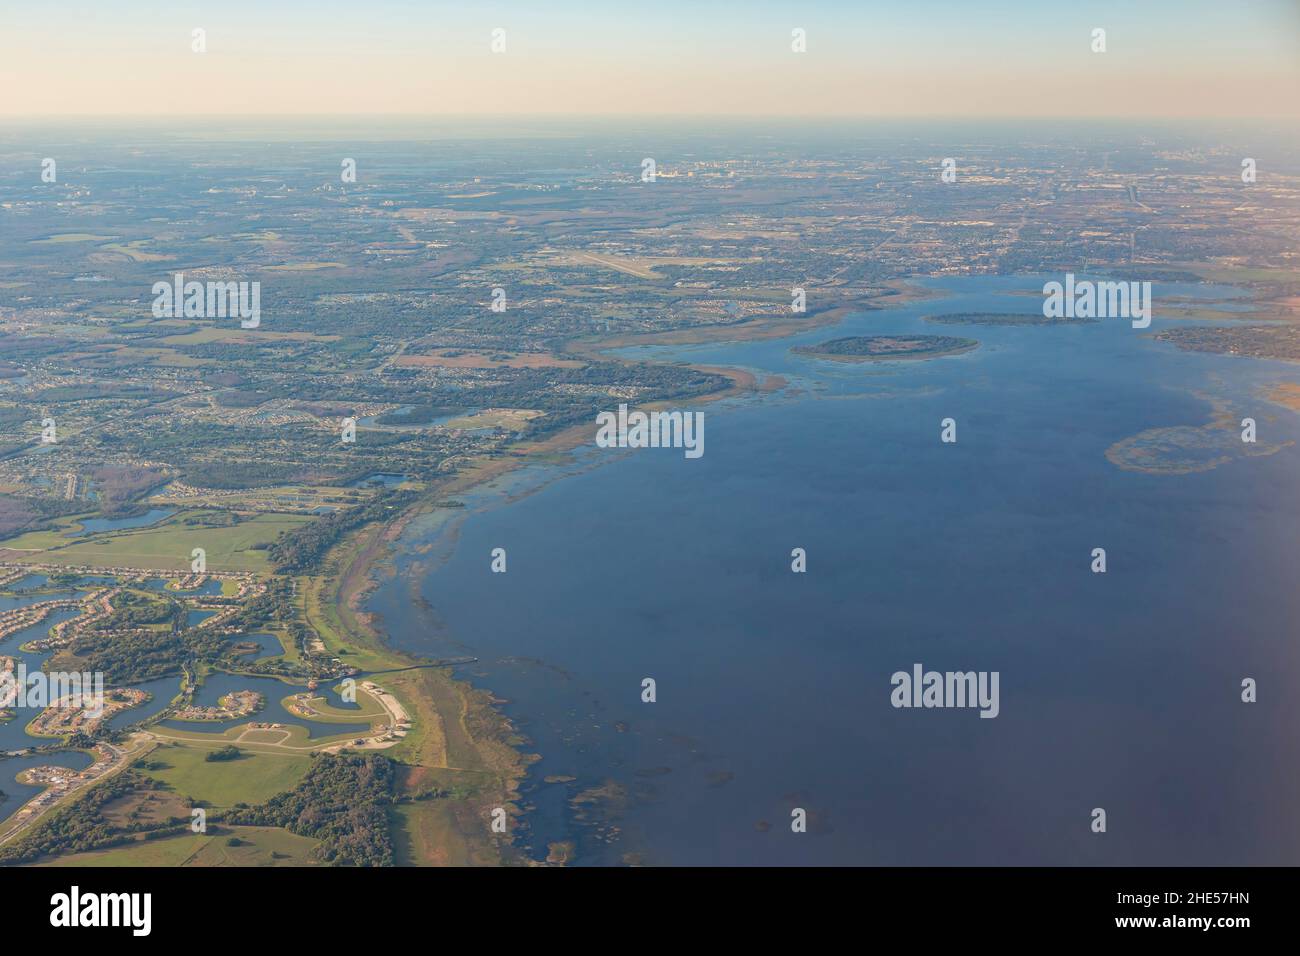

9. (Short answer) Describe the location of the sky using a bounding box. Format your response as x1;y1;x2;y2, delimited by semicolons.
1;0;1297;119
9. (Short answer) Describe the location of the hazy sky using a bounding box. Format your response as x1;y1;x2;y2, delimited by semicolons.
2;0;1297;119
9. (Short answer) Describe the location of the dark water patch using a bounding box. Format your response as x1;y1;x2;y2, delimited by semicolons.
371;275;1300;865
0;751;94;824
69;508;174;537
160;673;368;738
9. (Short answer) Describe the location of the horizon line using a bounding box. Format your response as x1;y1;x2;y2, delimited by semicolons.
2;113;1297;123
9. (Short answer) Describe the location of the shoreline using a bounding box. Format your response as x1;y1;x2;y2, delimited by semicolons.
791;341;979;362
329;280;931;863
565;281;936;357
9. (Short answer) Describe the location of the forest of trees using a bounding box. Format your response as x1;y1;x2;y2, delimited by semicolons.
226;753;396;866
67;623;229;683
0;771;176;865
92;591;184;631
0;754;399;866
269;489;416;573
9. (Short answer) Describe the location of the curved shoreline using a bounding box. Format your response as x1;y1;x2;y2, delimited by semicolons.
792;339;979;362
336;282;931;863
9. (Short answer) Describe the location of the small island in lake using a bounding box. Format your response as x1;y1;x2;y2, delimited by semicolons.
923;311;1096;326
793;334;979;362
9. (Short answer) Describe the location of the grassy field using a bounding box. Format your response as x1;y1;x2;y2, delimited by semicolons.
137;742;312;807
0;509;310;571
297;522;530;865
283;686;387;723
40;826;321;867
5;487;530;866
239;729;294;744
29;233;118;244
261;261;346;271
99;240;172;262
392;801;480;866
1174;263;1300;284
123;347;209;367
151;482;370;514
148;719;368;752
298;567;393;672
442;408;544;430
157;326;340;345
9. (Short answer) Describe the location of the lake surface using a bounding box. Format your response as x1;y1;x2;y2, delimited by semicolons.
70;508;174;536
0;607;90;754
0;576;308;819
0;592;126;821
144;577;224;596
0;751;94;824
0;582;94;614
231;632;284;661
160;673;368;738
102;675;181;733
376;273;1300;865
0;583;184;766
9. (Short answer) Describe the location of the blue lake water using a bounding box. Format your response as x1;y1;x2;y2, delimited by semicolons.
102;675;182;733
0;585;92;614
0;581;293;781
230;632;284;661
0;600;180;757
160;673;368;738
371;274;1300;866
0;600;133;823
360;407;478;429
70;508;174;537
144;577;224;596
2;574;50;592
0;607;89;753
0;751;94;824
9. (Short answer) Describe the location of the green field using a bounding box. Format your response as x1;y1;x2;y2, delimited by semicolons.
137;743;312;807
29;233;119;244
1177;263;1300;284
0;509;310;571
148;719;367;753
40;826;321;867
281;687;387;724
298;568;394;672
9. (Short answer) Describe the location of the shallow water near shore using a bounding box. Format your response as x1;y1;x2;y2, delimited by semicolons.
371;274;1300;865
